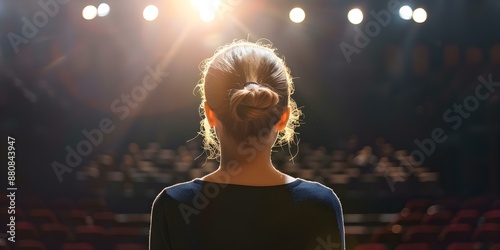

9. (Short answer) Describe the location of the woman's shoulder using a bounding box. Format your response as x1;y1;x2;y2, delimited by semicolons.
292;179;343;210
153;180;202;204
294;179;338;195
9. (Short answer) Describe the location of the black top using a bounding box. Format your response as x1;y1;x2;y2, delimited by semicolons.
149;178;345;250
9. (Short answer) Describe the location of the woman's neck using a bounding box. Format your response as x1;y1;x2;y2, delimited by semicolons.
201;137;294;186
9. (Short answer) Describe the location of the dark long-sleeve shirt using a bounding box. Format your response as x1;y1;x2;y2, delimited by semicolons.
149;178;345;250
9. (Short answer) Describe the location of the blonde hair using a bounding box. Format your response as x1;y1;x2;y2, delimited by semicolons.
195;40;302;159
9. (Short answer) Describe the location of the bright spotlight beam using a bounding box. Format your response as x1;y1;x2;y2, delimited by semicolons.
399;5;412;20
347;8;363;25
97;3;110;17
143;5;159;21
191;0;220;22
413;8;427;23
82;5;97;20
289;7;305;23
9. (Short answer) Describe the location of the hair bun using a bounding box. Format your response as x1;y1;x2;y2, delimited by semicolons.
229;84;280;121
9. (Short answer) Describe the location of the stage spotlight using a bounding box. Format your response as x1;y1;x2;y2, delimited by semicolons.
97;3;110;17
347;8;363;25
399;5;412;20
143;5;159;21
82;5;97;20
191;0;220;22
289;7;305;23
412;8;427;23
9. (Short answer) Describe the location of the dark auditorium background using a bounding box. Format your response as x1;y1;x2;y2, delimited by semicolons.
1;0;500;249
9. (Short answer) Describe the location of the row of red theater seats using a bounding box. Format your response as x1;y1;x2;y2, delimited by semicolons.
3;222;146;242
1;208;148;228
390;196;500;227
371;223;500;243
354;242;500;250
392;209;500;226
357;197;500;249
0;241;145;250
402;197;500;213
0;195;107;211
